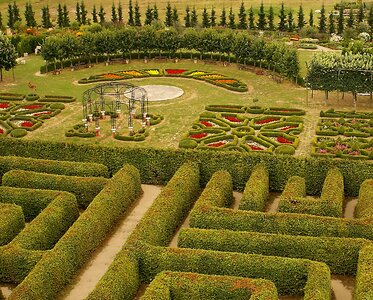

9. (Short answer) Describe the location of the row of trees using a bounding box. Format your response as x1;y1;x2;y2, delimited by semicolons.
41;27;299;79
3;1;373;35
0;33;17;81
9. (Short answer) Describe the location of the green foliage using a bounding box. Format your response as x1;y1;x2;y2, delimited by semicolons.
275;145;296;154
355;243;373;299
141;271;278;300
178;228;367;275
0;33;17;75
356;179;373;218
0;203;25;246
239;164;269;211
2;170;108;208
8;164;142;300
178;139;198;149
10;128;27;138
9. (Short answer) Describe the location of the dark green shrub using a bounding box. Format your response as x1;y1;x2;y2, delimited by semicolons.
355;244;373;299
38;95;76;103
356;179;373;219
265;107;306;116
246;106;265;114
0;93;25;101
275;145;296;155
2;170;108;208
25;94;40;101
320;168;344;217
10;192;79;250
49;103;65;110
239;164;269;211
0;203;25;246
10;129;27;138
178;228;366;275
179;139;198;149
205;104;246;113
8;164;142;300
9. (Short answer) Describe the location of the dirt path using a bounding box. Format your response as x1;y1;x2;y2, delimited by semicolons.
295;108;320;157
60;184;162;300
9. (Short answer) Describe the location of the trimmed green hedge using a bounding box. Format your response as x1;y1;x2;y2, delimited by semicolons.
38;95;76;103
178;228;366;275
2;170;108;208
138;244;330;298
0;93;25;101
8;164;142;300
320;168;344;217
141;271;278;300
0;203;25;246
9;192;79;251
238;164;269;211
10;128;28;138
356;179;373;219
0;138;373;196
355;243;373;300
0;187;67;221
0;155;109;180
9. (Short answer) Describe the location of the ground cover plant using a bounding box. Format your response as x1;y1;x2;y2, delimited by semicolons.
179;104;304;154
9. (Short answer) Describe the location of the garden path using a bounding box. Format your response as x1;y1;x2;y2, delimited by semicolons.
59;184;162;300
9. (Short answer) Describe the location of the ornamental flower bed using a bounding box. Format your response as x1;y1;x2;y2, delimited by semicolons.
101;73;124;79
117;70;145;77
224;116;241;123
166;69;186;75
277;136;293;144
200;121;213;127
143;69;160;75
0;103;10;109
255;118;277;125
190;133;208;139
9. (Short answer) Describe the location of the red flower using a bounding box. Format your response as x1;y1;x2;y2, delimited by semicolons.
166;69;186;75
21;121;34;127
277;136;293;144
200;121;213;127
33;111;52;117
0;103;9;109
0;129;3;134
250;145;263;151
24;105;42;110
255;118;276;125
190;133;207;139
281;125;297;131
224;116;241;122
208;141;226;147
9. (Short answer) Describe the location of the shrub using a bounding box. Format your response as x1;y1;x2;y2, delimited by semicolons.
275;145;296;155
10;129;27;138
25;94;40;101
355;244;373;299
238;164;269;211
355;179;373;219
38;95;76;103
205;104;246;113
178;228;366;275
0;203;25;246
10;192;79;250
141;271;278;300
320;168;344;217
2;170;108;208
49;103;65;110
178;139;198;149
8;164;142;300
0;93;25;101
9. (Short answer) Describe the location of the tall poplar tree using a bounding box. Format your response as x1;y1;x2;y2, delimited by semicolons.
134;1;141;26
278;2;287;31
288;10;294;32
153;4;158;20
118;2;123;22
219;7;227;27
268;5;274;30
57;4;64;27
165;2;172;26
329;12;335;34
309;9;314;27
191;6;198;27
80;1;88;25
238;1;247;29
228;6;235;29
172;6;179;24
128;0;134;25
75;2;81;24
257;2;266;30
111;3;118;22
318;4;326;33
7;4;14;29
249;7;255;29
202;7;210;27
347;7;354;28
25;2;37;27
98;5;106;24
145;5;153;25
184;6;191;27
210;7;216;27
63;4;70;27
297;4;306;29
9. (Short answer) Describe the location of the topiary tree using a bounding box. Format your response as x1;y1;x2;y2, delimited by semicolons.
297;4;306;29
318;4;326;33
238;1;247;30
0;33;17;81
228;7;235;29
249;7;255;30
191;6;198;27
165;2;172;27
202;7;210;28
257;3;266;30
278;3;287;31
268;6;274;30
220;7;227;27
210;7;216;27
184;6;191;27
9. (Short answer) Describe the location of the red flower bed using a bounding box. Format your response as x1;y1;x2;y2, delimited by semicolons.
33;111;52;117
190;133;208;139
348;150;361;156
0;103;9;109
250;145;264;151
21;121;34;127
24;105;42;110
200;121;213;127
255;118;276;125
208;141;226;147
166;69;186;75
281;125;297;131
224;116;241;123
277;136;293;144
0;129;3;134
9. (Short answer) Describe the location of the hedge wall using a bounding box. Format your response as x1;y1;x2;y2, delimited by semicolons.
9;192;79;251
0;204;25;246
355;243;373;300
0;187;63;221
0;138;372;196
238;164;269;211
8;164;142;300
0;155;109;180
320;168;344;217
141;271;278;300
178;228;367;275
88;163;200;300
2;170;108;208
355;179;373;219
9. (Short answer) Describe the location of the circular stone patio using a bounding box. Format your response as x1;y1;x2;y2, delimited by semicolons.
140;85;184;101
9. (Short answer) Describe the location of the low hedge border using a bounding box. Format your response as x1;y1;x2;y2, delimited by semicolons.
238;164;269;211
320;109;373;119
2;170;108;208
0;155;109;180
141;271;278;300
38;95;76;103
265;107;306;116
205;104;246;113
355;243;373;300
7;117;42;131
240;135;275;153
0;187;66;221
0;93;25;101
356;179;373;219
178;228;366;275
8;164;142;300
9;192;79;251
0;203;25;246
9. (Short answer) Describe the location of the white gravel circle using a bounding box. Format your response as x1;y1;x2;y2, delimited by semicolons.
140;85;184;101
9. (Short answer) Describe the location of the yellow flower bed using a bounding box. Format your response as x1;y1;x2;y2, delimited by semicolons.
188;71;208;77
200;74;225;79
118;70;144;77
144;69;160;75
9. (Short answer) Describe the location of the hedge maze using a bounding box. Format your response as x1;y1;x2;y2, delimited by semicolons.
1;138;373;299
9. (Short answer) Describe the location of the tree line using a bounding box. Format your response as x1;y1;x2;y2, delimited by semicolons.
3;1;373;36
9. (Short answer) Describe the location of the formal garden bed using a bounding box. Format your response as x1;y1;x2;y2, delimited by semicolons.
78;69;248;92
179;105;304;154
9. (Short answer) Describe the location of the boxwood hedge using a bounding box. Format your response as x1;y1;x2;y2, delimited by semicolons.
2;170;108;208
141;271;278;300
8;164;142;300
355;243;373;300
0;203;25;246
178;228;367;275
356;179;373;219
